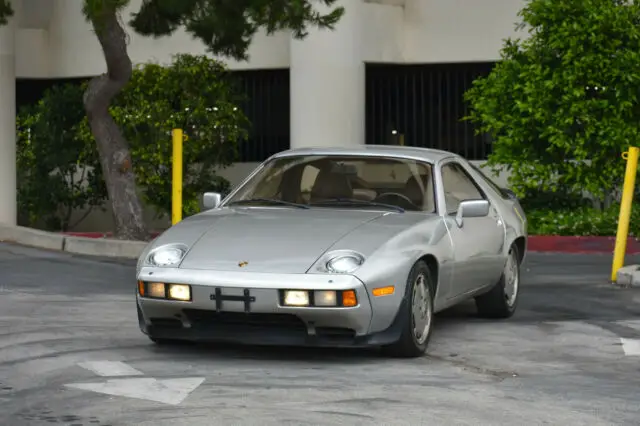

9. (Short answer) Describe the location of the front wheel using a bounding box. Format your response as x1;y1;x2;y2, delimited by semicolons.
382;260;435;358
475;244;520;319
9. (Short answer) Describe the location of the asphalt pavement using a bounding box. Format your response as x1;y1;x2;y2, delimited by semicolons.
1;243;640;425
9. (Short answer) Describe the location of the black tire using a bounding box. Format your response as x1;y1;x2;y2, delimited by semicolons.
475;243;520;319
382;260;435;358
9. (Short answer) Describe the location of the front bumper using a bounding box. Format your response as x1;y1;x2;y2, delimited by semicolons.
136;267;405;347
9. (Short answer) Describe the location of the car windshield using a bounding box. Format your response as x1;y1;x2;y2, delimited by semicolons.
224;154;436;213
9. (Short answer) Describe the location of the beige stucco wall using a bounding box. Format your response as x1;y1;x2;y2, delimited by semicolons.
15;0;526;78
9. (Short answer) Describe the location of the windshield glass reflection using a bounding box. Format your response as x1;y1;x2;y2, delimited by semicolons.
225;155;436;213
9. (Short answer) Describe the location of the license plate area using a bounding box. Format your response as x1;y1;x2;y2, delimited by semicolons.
209;288;256;313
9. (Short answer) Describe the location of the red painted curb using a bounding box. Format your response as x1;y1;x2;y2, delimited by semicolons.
526;236;640;254
61;232;640;254
63;231;161;240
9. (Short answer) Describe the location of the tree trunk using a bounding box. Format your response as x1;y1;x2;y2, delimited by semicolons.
83;9;148;240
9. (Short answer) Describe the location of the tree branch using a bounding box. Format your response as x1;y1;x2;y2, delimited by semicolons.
83;9;132;112
129;0;345;60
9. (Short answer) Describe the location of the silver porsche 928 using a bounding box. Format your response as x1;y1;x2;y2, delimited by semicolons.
135;145;527;357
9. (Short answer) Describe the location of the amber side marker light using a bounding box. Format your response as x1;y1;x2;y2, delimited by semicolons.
138;281;145;296
342;290;357;307
372;286;395;297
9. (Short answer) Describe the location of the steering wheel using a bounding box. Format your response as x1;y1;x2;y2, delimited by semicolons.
374;192;419;210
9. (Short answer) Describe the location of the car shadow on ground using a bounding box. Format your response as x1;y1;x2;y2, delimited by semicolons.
142;305;484;363
143;255;640;363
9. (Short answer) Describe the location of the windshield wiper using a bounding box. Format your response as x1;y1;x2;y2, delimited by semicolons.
310;198;405;213
227;198;310;209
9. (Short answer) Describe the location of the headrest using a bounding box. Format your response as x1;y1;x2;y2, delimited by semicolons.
311;170;353;200
404;174;429;206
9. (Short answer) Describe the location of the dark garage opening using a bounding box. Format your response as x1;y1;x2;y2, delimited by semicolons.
365;62;495;161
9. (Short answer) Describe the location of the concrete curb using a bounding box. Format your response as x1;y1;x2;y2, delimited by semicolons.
64;235;149;259
615;264;640;287
0;225;66;251
0;225;149;259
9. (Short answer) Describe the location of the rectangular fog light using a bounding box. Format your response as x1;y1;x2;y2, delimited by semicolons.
168;284;191;301
314;290;337;306
148;282;166;298
283;290;310;306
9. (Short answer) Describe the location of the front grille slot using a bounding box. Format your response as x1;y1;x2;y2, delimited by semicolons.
182;309;307;332
150;318;183;329
315;327;356;339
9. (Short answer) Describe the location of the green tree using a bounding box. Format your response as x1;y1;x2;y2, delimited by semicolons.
464;0;640;209
0;0;345;240
109;53;250;219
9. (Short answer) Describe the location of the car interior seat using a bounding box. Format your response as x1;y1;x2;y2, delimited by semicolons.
404;173;435;212
310;169;354;201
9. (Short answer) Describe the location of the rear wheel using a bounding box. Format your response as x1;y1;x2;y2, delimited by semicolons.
383;260;435;358
475;243;520;318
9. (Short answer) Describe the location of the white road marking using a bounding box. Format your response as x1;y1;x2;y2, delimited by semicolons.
620;338;640;356
64;377;205;405
78;361;144;377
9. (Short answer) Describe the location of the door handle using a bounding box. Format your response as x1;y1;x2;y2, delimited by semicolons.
490;208;503;226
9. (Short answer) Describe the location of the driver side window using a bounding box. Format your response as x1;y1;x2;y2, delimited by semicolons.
441;163;484;214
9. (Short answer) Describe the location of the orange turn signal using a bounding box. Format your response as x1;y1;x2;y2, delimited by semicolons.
342;290;357;307
138;281;145;296
372;286;395;297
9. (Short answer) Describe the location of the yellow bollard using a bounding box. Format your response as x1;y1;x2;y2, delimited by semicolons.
611;146;640;282
171;129;183;225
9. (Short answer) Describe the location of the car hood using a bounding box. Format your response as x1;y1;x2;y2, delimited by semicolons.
176;207;392;273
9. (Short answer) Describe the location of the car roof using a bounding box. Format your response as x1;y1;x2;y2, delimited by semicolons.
268;145;458;164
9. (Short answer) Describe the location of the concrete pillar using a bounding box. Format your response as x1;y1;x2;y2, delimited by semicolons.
0;11;16;225
290;0;365;148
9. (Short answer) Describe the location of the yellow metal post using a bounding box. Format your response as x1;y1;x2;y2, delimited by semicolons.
611;146;640;282
171;129;183;225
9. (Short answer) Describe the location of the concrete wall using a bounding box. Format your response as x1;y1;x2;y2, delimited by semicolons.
15;0;527;78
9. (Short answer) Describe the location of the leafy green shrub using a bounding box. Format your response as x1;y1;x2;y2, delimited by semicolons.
18;53;249;229
464;0;640;205
16;84;107;231
527;204;640;236
108;53;250;218
518;186;592;212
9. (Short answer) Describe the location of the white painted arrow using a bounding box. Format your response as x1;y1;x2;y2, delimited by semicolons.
78;361;144;377
64;377;205;405
621;338;640;356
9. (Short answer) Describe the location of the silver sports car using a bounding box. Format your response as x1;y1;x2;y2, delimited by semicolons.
135;145;527;357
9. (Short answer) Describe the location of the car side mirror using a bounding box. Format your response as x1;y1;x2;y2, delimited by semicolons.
455;199;490;228
203;192;222;209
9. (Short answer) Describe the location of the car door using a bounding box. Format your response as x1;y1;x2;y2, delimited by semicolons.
438;160;506;297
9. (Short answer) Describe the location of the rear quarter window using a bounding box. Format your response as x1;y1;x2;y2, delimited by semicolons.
468;163;511;200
